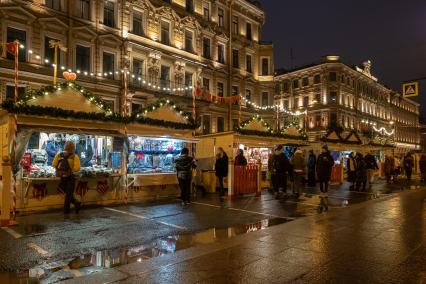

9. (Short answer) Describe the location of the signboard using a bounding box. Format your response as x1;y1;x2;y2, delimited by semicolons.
402;82;419;97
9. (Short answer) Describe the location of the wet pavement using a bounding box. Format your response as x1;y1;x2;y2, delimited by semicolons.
0;179;425;283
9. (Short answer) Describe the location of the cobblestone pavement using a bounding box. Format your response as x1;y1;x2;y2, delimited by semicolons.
0;178;425;283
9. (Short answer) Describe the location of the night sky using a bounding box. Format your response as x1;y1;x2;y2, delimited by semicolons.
260;0;426;122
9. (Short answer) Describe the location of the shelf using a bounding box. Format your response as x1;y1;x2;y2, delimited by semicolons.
129;150;181;154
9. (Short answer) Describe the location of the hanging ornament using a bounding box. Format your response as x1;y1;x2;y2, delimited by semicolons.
63;71;77;81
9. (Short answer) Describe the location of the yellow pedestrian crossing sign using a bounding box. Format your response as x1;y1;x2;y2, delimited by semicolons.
402;82;418;97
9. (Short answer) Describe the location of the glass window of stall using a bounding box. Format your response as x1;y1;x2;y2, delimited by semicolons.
20;132;122;178
127;136;195;174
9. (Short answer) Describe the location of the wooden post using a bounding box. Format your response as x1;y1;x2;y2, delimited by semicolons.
1;156;11;226
256;160;262;197
227;158;234;199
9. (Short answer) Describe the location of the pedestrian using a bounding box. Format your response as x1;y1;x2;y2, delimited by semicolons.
307;150;316;187
347;152;357;190
215;147;229;196
52;140;81;215
419;154;426;182
272;145;290;199
234;149;248;166
291;148;306;198
316;144;334;198
364;151;379;188
403;152;414;181
384;155;395;184
355;153;367;191
175;148;196;206
268;152;275;191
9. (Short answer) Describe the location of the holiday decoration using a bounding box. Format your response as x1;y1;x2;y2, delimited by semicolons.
62;71;77;81
343;131;362;145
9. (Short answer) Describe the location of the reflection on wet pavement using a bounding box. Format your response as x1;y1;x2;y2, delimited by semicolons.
6;218;289;283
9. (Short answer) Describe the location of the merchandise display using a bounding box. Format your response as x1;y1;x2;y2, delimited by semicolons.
247;147;270;171
20;132;122;179
127;136;186;174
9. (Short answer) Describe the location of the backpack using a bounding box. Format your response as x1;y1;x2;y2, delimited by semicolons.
56;152;73;177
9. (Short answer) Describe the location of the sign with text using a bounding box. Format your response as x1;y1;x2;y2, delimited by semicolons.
402;82;419;97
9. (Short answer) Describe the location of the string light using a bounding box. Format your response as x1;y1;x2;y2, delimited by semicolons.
240;96;307;116
373;126;394;136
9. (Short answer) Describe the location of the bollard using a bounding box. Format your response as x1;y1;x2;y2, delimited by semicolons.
227;158;234;199
256;160;262;197
1;156;12;226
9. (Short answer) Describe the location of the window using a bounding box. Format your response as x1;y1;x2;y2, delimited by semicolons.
283;81;289;92
341;75;345;83
261;92;269;106
303;96;309;107
203;78;210;90
329;112;338;127
202;115;211;134
5;85;25;101
315;113;321;127
217;117;224;133
7;28;26;62
232;86;239;96
160;65;170;88
44;37;60;66
133;11;144;36
246;55;252;73
217;44;225;64
184;30;193;53
329;91;337;103
185;72;193;96
45;0;61;10
315;93;321;103
283;100;289;109
76;45;90;71
103;1;115;27
245;89;252;105
232;16;239;34
293;80;299;89
202;1;210;21
217;82;224;97
77;0;90;20
302;77;309;86
232;119;239;130
186;0;194;13
103;52;114;79
246;23;252;40
293;97;298;108
131;103;143;115
232;49;239;68
329;72;337;81
218;8;224;27
261;58;269;76
314;74;321;84
161;21;170;45
202;37;211;59
132;58;144;80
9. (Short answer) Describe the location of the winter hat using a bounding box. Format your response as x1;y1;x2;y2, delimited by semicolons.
322;144;328;151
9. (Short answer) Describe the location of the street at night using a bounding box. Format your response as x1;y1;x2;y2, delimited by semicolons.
1;0;426;283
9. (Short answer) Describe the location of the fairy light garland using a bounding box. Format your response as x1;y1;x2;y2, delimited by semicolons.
373;126;394;136
238;114;274;133
240;96;307;116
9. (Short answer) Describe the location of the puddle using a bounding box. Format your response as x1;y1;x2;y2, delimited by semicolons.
5;217;290;283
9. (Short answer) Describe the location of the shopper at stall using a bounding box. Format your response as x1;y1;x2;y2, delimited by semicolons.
76;136;94;167
291;148;305;198
52;141;81;215
45;134;65;165
307;150;316;187
364;151;379;188
419;155;426;182
347;152;357;190
355;153;367;192
175;148;196;206
234;149;248;166
316;144;334;197
215;147;229;197
272;145;290;199
384;155;395;184
403;152;415;181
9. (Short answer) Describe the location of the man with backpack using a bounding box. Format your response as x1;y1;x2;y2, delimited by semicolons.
52;140;81;215
175;148;197;206
272;145;290;199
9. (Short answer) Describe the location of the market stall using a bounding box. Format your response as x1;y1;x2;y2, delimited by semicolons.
0;80;125;211
196;115;308;194
124;99;197;200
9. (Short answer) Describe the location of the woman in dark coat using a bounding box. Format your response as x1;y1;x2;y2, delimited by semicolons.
347;152;357;190
215;147;229;196
316;144;334;197
234;149;248;166
355;153;367;191
307;150;316;187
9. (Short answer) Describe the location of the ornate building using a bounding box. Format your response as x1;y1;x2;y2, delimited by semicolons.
274;56;421;154
0;0;275;133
